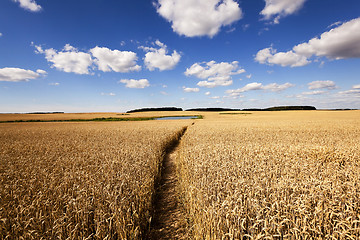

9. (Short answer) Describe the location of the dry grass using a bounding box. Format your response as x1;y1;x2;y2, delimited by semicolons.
0;121;190;239
177;111;360;239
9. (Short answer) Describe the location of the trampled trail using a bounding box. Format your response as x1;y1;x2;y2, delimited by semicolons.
149;127;189;240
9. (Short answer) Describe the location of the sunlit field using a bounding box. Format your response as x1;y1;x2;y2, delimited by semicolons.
1;111;360;239
0;121;190;239
178;111;360;239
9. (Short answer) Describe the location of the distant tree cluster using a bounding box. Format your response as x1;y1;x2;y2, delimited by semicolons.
126;107;183;113
242;106;316;111
185;108;241;112
26;112;65;114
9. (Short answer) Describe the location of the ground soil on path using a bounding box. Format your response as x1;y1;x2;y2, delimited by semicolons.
149;142;189;240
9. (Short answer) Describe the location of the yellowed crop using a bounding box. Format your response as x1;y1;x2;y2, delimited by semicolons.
2;111;360;239
177;111;360;239
0;121;189;239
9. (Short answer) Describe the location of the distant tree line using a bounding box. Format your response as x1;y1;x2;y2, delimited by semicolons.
126;107;183;113
242;106;317;111
126;106;317;113
26;112;65;114
185;108;241;112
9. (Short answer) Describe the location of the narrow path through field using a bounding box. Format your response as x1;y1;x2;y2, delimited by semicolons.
149;128;189;240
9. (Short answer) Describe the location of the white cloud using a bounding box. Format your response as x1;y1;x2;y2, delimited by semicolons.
35;44;142;74
155;0;243;37
119;79;150;89
262;82;295;92
35;45;93;75
90;46;141;73
141;40;181;71
36;69;47;75
339;85;360;95
183;86;200;92
0;67;46;82
226;82;294;95
49;82;60;86
185;60;245;88
256;18;360;67
293;18;360;59
246;74;252;79
255;47;310;67
327;21;343;29
101;92;116;96
227;82;263;94
13;0;42;12
260;0;307;24
339;90;360;95
308;80;336;90
0;33;2;37
209;96;220;99
205;91;211;96
301;90;326;95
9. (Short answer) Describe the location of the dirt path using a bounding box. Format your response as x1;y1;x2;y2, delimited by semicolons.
149;130;189;240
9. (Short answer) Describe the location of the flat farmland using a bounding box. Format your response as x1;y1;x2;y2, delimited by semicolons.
0;111;198;122
1;110;360;239
0;120;191;239
178;110;360;239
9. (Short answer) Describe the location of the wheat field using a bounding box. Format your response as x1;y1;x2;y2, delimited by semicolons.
1;111;360;239
177;111;360;239
0;121;189;239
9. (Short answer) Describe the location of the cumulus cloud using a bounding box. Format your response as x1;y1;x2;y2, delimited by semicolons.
308;80;336;90
155;0;243;37
140;40;181;71
90;46;141;73
13;0;42;12
183;86;200;92
293;18;360;59
35;44;93;75
226;82;294;96
353;84;360;89
35;44;142;74
119;79;150;89
262;82;295;91
227;82;263;94
0;67;46;82
260;0;307;24
256;18;360;67
185;60;245;88
255;47;310;67
205;91;211;96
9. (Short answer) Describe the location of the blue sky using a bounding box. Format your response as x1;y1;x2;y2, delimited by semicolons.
0;0;359;112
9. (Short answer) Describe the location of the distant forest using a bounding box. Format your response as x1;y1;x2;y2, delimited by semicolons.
126;107;183;113
126;106;317;113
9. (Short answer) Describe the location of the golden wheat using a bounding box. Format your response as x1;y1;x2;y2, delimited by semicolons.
0;121;189;239
177;111;360;239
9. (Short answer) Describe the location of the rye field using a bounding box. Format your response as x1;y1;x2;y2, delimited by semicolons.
1;110;360;239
